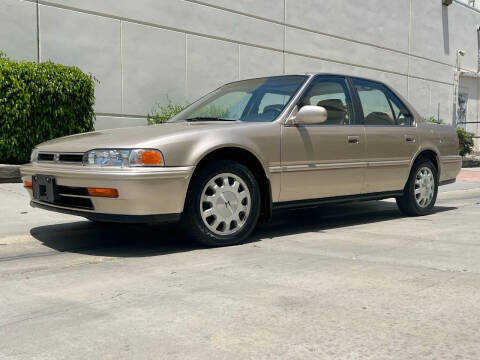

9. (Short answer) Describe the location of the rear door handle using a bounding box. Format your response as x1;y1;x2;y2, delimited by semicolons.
405;135;416;143
347;136;360;144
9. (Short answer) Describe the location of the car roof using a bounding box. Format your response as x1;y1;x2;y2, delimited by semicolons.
303;72;388;84
238;73;391;87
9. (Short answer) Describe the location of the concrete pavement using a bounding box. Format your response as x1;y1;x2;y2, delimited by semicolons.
0;179;480;359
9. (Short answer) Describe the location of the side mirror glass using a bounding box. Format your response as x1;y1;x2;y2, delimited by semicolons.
293;105;328;125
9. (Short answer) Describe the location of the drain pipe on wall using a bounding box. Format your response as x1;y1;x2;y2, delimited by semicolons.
453;50;466;127
477;26;480;73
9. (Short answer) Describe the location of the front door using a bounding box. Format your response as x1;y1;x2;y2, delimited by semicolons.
280;77;367;202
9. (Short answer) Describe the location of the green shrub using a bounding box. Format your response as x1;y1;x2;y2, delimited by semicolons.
425;116;444;125
147;98;185;124
457;127;474;157
0;55;95;164
191;104;227;119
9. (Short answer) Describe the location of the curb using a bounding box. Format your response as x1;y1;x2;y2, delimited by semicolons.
0;164;22;183
462;158;480;168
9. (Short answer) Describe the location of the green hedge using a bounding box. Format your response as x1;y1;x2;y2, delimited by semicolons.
0;54;95;164
457;127;474;157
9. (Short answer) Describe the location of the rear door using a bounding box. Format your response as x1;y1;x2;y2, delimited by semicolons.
350;78;418;193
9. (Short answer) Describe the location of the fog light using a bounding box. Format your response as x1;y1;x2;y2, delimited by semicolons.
87;188;119;198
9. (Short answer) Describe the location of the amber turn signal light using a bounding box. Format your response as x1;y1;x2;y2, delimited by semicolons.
140;150;163;166
24;180;33;189
87;187;119;198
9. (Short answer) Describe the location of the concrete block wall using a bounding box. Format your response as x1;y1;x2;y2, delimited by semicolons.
1;0;480;148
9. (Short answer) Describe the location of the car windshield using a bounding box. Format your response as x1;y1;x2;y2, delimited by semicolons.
169;76;307;123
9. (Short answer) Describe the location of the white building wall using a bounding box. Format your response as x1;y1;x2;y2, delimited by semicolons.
1;0;480;149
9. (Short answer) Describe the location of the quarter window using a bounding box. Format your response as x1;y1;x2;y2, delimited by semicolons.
299;78;353;125
353;79;412;126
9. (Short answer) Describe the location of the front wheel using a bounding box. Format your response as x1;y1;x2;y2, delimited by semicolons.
396;159;438;216
182;160;261;247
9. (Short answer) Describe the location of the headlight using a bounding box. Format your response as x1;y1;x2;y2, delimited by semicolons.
30;148;39;163
83;149;164;167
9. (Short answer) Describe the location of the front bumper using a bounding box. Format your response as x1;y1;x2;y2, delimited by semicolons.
20;163;194;218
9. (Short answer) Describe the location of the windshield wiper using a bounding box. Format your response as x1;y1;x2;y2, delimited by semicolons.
184;117;237;122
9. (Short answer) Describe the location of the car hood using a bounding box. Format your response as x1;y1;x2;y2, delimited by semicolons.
35;122;242;153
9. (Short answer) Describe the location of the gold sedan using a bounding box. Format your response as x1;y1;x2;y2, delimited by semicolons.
21;74;462;246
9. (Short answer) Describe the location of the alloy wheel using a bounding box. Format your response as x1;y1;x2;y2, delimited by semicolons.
414;166;435;208
200;173;251;235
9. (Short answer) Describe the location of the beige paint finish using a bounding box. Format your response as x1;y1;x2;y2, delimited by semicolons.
363;126;417;193
280;125;366;201
20;74;462;218
21;164;193;215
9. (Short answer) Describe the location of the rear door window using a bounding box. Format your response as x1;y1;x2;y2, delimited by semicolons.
352;78;412;126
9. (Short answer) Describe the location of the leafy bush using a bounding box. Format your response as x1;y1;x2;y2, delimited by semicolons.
425;116;444;125
192;104;227;119
147;98;185;124
0;55;95;164
457;127;474;157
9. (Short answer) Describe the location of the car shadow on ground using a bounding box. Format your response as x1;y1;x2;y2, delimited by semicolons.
30;200;457;258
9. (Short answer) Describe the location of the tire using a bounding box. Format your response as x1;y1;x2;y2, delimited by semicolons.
182;160;261;247
396;158;438;216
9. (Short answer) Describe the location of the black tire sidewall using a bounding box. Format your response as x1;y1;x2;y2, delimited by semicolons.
183;161;261;247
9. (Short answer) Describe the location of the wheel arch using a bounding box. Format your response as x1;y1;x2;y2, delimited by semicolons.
410;149;440;177
187;146;272;222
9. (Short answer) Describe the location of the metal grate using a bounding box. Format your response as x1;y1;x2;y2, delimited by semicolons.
37;152;84;163
58;153;84;163
38;153;54;161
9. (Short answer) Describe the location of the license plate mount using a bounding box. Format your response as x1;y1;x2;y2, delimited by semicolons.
32;175;58;203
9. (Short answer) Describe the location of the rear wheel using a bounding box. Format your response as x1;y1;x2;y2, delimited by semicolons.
396;159;438;216
182;160;261;247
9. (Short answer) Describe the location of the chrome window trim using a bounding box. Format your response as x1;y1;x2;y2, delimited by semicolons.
349;77;417;127
281;74;358;126
277;74;316;124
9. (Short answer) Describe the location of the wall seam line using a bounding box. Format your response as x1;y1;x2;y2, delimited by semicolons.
30;0;462;71
96;112;148;119
185;33;188;103
36;0;40;62
120;20;124;114
31;1;457;86
238;44;241;79
283;0;286;74
407;0;412;99
284;51;454;86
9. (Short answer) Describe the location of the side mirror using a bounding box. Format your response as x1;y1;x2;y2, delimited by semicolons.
292;105;328;125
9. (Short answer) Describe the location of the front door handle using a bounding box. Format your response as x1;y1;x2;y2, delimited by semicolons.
347;136;360;144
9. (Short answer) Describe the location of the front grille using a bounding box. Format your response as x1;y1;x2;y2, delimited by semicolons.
54;196;93;210
54;185;93;210
38;153;54;161
59;153;84;162
56;185;89;196
37;152;84;164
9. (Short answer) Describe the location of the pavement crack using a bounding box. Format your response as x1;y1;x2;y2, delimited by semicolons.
0;291;127;329
417;273;459;292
